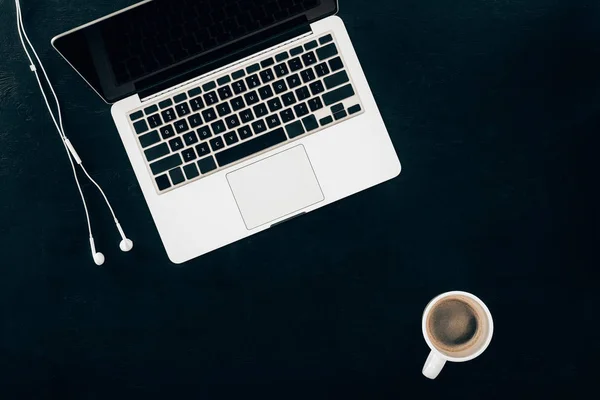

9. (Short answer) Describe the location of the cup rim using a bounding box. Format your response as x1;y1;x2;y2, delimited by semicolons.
422;290;494;363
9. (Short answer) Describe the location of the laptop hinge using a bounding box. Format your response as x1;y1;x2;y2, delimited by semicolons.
139;21;312;103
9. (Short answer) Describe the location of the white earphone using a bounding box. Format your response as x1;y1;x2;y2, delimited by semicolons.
15;0;133;265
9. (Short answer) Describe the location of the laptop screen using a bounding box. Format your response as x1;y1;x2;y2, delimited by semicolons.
52;0;338;103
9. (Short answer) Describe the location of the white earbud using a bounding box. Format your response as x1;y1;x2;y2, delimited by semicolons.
16;0;134;265
89;237;105;266
116;222;134;252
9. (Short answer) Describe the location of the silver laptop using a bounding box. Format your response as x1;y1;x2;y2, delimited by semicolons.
52;0;401;264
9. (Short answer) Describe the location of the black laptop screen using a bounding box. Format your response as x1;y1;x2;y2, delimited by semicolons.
52;0;338;103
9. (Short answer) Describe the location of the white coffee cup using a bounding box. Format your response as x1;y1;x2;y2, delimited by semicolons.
422;291;494;379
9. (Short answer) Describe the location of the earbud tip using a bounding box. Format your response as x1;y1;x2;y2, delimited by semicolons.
120;238;133;252
93;252;105;266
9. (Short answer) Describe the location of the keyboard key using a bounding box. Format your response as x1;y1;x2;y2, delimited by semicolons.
231;96;246;111
253;103;269;117
161;108;176;122
211;120;226;135
319;116;333;126
252;119;267;134
238;125;253;140
290;46;303;56
215;128;287;167
286;73;301;88
246;74;261;88
240;109;254;123
266;114;281;128
246;63;260;73
130;110;143;121
190;96;205;111
232;80;247;94
145;143;170;162
331;104;345;113
348;104;362;115
198;156;217;174
260;68;275;83
217;75;231;86
174;119;190;133
183;163;200;179
197;126;212;141
319;34;333;45
258;86;274;100
155;174;171;191
202;108;217;122
273;79;287;94
280;108;295;123
288;57;303;72
148;114;163;128
144;105;158;115
217;102;232;117
174;93;187;103
315;62;330;77
282;92;296;106
295;86;310;100
183;131;199;146
274;63;289;77
195;142;211;157
304;40;318;50
275;51;289;62
159;125;175;139
308;97;323;111
225;114;241;129
317;43;338;60
204;91;219;105
158;99;173;109
261;57;274;68
323;84;355;106
301;69;316;83
133;119;149;134
224;131;239;145
302;115;319;132
267;98;283;112
181;148;197;163
324;70;349;90
187;87;202;97
218;86;233;101
175;103;191;117
169;137;184;152
302;51;317;66
139;130;160;148
209;136;225;152
334;110;348;120
309;81;325;96
202;81;216;91
329;56;344;72
294;103;309;118
232;69;245;80
285;120;305;139
169;167;185;185
188;113;203;128
244;90;260;105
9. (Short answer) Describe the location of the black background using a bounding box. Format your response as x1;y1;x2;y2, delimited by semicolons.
0;0;598;398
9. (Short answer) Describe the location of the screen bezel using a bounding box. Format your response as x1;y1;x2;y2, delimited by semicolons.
51;0;339;104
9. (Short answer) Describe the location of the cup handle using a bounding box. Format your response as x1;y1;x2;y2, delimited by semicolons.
422;350;447;379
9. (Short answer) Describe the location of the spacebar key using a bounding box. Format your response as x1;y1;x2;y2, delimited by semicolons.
215;128;287;167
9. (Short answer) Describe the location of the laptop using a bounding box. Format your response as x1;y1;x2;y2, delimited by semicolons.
52;0;401;264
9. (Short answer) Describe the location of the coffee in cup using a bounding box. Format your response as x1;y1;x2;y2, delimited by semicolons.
422;291;494;379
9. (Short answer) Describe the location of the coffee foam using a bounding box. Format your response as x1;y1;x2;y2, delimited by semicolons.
426;296;484;355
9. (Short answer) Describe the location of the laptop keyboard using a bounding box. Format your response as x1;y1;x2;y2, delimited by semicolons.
128;32;364;194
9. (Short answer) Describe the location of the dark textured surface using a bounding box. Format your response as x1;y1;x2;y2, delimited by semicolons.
0;0;598;398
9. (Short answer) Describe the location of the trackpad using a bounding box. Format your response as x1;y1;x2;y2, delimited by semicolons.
226;145;324;230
